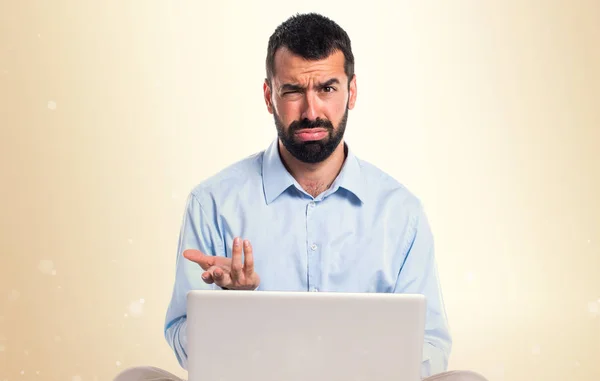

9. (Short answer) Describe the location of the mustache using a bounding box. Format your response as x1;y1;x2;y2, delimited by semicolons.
288;118;334;132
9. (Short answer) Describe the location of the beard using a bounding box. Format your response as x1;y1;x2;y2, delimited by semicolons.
273;106;348;164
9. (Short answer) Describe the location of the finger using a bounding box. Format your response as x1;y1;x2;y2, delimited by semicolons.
230;237;243;282
201;271;214;284
212;266;232;288
183;249;214;270
203;266;231;286
243;240;254;275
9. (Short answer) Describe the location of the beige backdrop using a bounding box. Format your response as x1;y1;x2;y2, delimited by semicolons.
1;1;599;381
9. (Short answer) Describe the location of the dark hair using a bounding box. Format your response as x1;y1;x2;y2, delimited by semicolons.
266;13;355;87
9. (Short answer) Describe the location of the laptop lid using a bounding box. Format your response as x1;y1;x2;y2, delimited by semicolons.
187;290;426;381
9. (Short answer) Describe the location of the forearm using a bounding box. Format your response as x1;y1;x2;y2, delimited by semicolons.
165;316;189;370
392;200;452;378
165;192;223;369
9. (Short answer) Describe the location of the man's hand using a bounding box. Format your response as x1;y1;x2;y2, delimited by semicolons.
183;237;260;290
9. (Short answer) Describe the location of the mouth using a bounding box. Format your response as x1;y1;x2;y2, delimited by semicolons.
294;128;329;142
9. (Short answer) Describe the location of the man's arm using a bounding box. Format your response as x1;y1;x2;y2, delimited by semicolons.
164;191;224;369
393;200;452;379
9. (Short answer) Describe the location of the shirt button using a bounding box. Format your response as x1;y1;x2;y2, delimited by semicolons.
311;243;317;251
311;287;319;292
309;201;315;207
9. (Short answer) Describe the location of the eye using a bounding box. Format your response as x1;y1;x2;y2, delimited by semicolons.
322;86;336;93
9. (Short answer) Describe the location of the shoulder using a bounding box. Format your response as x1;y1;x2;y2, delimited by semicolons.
356;156;423;212
354;156;431;245
188;150;265;206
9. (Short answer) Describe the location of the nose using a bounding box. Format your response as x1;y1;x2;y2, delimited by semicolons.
300;91;320;121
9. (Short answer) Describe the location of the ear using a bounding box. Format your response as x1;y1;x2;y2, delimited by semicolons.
347;74;357;110
263;79;274;114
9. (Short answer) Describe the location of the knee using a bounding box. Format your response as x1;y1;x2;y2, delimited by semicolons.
449;370;489;381
113;366;146;381
112;366;169;381
429;370;489;381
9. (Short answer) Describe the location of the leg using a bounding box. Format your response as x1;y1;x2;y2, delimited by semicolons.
113;366;185;381
423;370;488;381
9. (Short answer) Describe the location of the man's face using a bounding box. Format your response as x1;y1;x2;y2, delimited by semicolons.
264;47;357;163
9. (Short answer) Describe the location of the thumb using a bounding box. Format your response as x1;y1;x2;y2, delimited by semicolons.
183;249;214;270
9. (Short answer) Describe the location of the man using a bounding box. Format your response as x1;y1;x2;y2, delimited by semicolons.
115;12;487;381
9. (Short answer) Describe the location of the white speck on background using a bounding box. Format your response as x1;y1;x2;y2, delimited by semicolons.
47;101;56;110
128;238;133;244
36;370;40;375
575;361;580;367
531;345;540;355
116;361;121;367
20;370;24;375
124;313;128;318
54;335;61;342
24;350;29;355
139;298;145;304
51;270;56;275
0;344;5;352
171;191;178;199
57;285;62;289
8;289;20;301
72;375;82;381
588;301;599;317
38;260;54;274
128;300;144;317
37;33;41;38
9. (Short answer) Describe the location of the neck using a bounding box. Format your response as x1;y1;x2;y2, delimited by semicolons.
278;140;347;198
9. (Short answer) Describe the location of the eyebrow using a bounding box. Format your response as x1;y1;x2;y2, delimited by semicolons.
279;78;341;92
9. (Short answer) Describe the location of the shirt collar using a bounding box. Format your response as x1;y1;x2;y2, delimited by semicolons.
262;138;366;205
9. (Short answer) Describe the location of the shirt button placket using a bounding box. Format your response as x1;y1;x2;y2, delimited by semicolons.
306;200;319;292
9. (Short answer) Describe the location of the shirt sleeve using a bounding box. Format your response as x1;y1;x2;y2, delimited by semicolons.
164;191;224;369
393;201;452;379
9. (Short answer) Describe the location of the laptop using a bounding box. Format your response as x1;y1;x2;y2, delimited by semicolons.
187;290;426;381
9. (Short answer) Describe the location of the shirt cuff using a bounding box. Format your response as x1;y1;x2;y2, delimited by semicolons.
421;342;448;378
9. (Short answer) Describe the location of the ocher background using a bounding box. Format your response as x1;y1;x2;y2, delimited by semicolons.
1;1;599;380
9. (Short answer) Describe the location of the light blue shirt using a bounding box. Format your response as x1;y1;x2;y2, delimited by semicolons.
164;138;452;379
